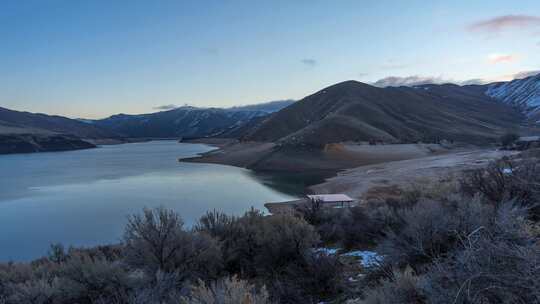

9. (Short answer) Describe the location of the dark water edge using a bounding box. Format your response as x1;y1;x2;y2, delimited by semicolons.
249;169;338;196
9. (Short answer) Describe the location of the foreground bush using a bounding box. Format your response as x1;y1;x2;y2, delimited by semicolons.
460;159;540;218
354;268;425;304
181;276;272;304
196;209;344;303
0;250;133;304
296;203;390;249
377;197;494;269
124;207;223;284
356;201;540;304
271;251;343;303
423;204;540;304
196;209;319;277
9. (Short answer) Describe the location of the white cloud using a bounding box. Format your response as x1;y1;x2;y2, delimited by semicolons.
153;104;178;110
372;75;449;87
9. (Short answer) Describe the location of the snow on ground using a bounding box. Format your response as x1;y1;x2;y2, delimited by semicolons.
342;250;382;267
486;74;540;116
503;168;513;174
315;248;340;255
315;248;383;267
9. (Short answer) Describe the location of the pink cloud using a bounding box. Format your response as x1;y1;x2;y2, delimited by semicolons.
469;15;540;33
488;53;515;64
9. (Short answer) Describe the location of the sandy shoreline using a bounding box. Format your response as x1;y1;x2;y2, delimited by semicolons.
180;139;507;201
311;149;515;202
182;140;457;171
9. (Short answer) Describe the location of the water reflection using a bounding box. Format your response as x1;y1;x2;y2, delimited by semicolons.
0;141;297;261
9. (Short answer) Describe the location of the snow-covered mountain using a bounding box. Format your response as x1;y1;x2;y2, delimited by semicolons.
486;73;540;123
90;100;295;138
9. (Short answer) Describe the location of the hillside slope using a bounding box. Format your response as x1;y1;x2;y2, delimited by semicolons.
0;107;117;138
243;81;523;146
486;73;540;123
0;107;121;154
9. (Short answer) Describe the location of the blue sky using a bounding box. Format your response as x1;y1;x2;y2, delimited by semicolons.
1;0;539;118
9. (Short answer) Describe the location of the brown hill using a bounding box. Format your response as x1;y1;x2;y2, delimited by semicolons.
243;81;524;146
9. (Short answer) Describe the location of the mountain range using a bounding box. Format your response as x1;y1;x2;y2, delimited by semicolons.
0;100;294;153
87;100;295;139
1;74;539;154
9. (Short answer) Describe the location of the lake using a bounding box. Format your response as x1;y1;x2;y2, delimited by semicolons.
0;141;298;261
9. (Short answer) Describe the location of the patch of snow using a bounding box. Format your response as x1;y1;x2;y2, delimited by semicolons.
486;73;540;117
342;250;382;267
315;248;383;267
314;248;340;255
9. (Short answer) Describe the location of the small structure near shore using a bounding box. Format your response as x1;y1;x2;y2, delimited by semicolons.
265;193;356;214
307;194;355;208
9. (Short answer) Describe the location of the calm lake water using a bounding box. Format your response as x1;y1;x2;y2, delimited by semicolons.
0;141;297;261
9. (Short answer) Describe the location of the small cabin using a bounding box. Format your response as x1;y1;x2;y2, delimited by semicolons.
265;193;356;214
307;194;355;208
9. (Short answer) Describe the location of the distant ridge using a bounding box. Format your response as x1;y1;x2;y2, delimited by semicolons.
0;107;119;154
0;107;117;138
90;100;295;138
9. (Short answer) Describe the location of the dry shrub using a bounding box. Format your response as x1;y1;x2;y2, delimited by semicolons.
181;276;271;304
196;209;319;278
460;159;540;218
355;202;540;304
196;209;342;303
123;207;223;283
423;204;540;304
195;210;238;239
0;259;63;304
352;267;425;304
55;252;132;303
3;278;60;304
377;198;494;270
128;271;184;304
308;206;387;249
294;199;324;226
271;252;343;304
255;215;320;272
1;250;132;304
